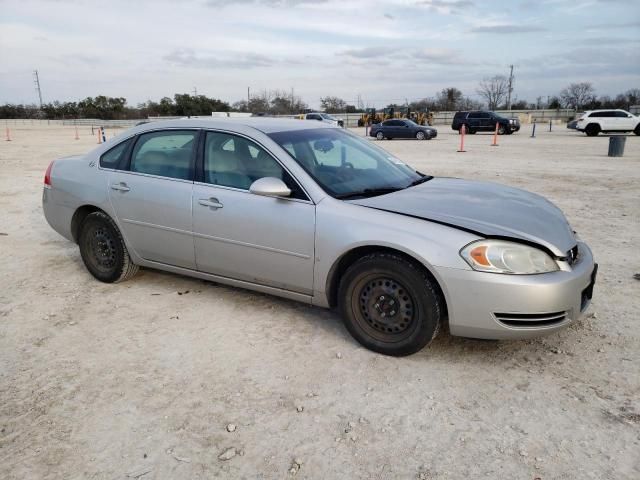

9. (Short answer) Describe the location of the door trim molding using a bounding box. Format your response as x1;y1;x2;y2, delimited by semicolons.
193;231;311;259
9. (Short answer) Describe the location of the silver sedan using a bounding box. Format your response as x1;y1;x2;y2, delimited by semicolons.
43;118;597;356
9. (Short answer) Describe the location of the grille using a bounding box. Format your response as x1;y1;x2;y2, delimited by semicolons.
566;245;579;265
494;311;568;328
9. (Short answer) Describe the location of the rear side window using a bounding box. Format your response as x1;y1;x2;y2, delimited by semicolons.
130;130;196;180
100;138;132;169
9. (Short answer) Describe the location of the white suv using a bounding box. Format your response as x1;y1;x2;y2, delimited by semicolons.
576;109;640;136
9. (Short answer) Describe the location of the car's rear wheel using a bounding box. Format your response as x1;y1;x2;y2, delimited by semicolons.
376;131;384;140
338;253;442;356
416;131;426;140
78;211;139;283
585;124;600;137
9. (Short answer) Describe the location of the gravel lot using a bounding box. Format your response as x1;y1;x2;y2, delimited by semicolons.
1;121;639;479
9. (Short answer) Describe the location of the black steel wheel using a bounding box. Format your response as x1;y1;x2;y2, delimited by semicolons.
78;211;138;283
339;253;442;356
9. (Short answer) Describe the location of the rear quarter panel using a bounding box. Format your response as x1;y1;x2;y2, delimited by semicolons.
43;152;114;242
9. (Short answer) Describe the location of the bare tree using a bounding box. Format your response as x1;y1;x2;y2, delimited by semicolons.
320;96;347;113
435;87;463;111
559;82;595;110
477;75;509;110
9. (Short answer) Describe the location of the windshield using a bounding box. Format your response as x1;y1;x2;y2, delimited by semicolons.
268;128;424;198
320;113;336;120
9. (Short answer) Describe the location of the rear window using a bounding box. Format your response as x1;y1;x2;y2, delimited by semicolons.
99;138;132;169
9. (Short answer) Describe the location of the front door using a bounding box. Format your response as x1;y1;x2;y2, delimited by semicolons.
192;131;315;294
108;129;198;269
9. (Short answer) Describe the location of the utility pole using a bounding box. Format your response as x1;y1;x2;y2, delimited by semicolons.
33;70;43;109
192;86;197;96
507;64;514;110
247;87;250;105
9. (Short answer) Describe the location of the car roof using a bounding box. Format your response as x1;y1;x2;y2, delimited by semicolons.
132;117;336;135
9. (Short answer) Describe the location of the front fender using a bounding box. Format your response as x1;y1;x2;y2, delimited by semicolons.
312;199;479;307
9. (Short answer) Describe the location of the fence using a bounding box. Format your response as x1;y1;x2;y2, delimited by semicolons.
3;109;579;130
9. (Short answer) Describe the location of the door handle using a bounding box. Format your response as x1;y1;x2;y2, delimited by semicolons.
111;182;130;192
198;198;223;209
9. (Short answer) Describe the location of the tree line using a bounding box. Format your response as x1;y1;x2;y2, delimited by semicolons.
1;84;638;120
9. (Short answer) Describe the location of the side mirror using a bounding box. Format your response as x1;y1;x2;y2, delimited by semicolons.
249;177;291;198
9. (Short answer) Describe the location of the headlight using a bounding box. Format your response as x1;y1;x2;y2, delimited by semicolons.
460;240;559;274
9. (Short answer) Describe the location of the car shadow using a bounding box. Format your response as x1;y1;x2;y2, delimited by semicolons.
125;267;515;360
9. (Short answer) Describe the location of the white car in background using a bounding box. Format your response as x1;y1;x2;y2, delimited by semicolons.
576;109;640;136
304;112;344;127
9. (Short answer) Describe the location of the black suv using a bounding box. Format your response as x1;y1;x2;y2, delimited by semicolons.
451;111;520;134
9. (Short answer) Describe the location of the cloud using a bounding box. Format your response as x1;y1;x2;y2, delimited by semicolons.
206;0;328;6
470;24;547;33
384;13;394;20
338;47;381;59
163;49;274;69
586;20;640;29
417;0;474;7
338;46;468;66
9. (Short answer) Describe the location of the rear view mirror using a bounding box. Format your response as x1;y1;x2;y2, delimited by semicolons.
249;177;291;198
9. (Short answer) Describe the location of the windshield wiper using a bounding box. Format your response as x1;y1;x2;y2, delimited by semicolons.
335;187;404;200
407;175;433;187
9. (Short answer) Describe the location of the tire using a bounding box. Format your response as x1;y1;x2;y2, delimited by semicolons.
78;211;139;283
416;131;426;140
585;124;600;137
338;253;442;356
634;125;640;136
497;125;506;135
376;131;384;140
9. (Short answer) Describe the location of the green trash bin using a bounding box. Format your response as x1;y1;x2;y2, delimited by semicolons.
608;136;626;157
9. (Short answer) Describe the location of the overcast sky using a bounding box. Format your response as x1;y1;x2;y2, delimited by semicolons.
1;0;639;108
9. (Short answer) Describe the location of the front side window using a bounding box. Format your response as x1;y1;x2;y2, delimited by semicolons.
100;137;132;169
615;110;630;118
268;128;424;198
130;130;196;180
204;131;307;199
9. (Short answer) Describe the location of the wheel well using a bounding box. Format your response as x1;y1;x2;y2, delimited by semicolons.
70;205;105;243
326;246;448;317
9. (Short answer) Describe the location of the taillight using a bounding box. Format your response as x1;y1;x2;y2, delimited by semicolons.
44;161;54;188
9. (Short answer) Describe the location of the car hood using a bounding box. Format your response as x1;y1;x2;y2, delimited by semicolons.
350;177;576;256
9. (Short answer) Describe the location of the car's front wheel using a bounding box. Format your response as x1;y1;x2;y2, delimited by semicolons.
416;131;426;140
498;125;506;135
634;124;640;136
338;253;442;356
78;211;139;283
585;124;600;136
376;131;384;140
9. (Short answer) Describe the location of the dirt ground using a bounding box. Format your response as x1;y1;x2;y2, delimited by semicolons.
1;120;639;480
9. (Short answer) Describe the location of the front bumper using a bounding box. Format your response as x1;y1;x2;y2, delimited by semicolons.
435;241;596;339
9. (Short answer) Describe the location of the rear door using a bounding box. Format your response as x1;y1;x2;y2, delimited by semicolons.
108;129;198;269
615;110;635;130
192;130;315;294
